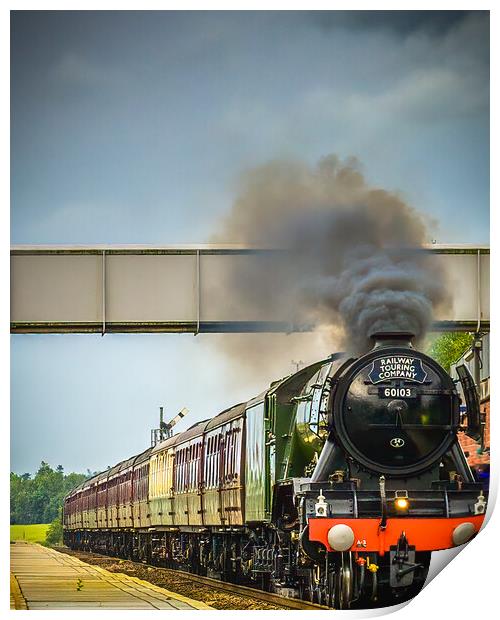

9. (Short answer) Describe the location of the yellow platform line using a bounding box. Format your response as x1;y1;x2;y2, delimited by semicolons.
10;572;28;610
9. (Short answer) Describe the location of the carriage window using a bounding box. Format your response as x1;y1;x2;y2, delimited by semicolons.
178;450;182;491
228;430;234;478
189;446;192;489
176;450;181;491
191;444;198;489
183;448;187;490
156;456;160;497
234;425;241;479
167;451;173;494
161;452;166;496
218;434;222;485
182;449;186;489
174;452;179;491
178;450;182;490
211;437;215;488
208;437;213;488
150;457;155;498
191;444;197;489
208;436;212;488
191;444;198;490
157;456;161;498
213;436;217;488
181;448;186;491
192;445;196;489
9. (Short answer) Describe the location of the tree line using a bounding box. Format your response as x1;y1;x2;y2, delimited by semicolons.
10;461;93;524
428;332;474;372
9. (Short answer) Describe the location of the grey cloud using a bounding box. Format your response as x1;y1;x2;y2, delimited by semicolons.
340;68;487;126
311;10;484;37
51;52;109;86
219;8;489;169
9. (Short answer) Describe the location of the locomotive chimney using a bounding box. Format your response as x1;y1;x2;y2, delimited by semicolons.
369;331;415;350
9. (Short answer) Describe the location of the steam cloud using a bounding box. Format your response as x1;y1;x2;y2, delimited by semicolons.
212;155;449;367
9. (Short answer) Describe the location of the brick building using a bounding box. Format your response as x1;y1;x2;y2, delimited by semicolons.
451;333;490;469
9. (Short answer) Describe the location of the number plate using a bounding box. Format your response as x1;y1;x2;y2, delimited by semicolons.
379;387;417;398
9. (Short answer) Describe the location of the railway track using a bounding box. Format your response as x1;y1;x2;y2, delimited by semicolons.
163;567;329;610
54;548;328;610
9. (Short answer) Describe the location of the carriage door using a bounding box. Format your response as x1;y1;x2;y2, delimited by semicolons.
166;448;175;526
223;423;237;525
220;423;233;525
245;401;269;521
219;425;231;526
229;418;244;525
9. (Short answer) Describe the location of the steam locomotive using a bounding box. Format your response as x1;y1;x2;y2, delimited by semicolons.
63;331;487;608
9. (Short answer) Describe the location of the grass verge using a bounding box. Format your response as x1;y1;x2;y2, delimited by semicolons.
10;524;50;544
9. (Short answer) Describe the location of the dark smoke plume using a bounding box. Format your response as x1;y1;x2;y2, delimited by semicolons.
211;155;449;368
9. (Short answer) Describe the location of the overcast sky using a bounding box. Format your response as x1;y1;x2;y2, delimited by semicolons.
11;10;489;474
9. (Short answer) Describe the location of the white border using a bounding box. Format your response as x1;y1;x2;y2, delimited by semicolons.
4;4;495;618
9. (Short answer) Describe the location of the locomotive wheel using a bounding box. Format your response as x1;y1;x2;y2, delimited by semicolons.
336;555;353;610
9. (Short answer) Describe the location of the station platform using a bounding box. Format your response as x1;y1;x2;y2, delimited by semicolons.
10;542;212;610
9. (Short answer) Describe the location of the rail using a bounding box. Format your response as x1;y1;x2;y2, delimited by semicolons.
168;567;329;610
